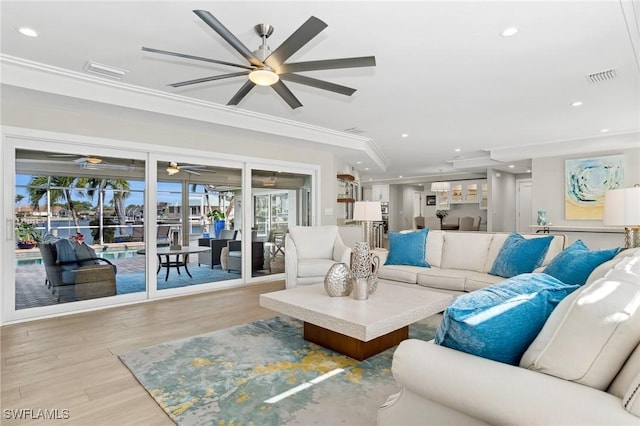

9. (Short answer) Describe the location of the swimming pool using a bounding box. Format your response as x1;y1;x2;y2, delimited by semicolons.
15;246;143;266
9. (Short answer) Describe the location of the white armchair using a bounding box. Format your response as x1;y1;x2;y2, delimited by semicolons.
285;225;352;289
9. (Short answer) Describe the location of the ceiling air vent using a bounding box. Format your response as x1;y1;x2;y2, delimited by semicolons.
83;61;128;80
586;69;617;84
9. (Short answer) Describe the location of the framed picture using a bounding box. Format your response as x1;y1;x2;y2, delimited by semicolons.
565;154;623;220
426;195;436;206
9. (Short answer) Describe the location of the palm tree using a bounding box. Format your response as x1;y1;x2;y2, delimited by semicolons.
27;175;82;233
77;178;131;240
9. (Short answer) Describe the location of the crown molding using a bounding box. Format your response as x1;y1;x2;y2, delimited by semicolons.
0;54;388;171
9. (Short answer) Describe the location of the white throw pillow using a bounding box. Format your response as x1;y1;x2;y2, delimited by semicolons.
520;255;640;390
440;233;493;272
289;226;338;260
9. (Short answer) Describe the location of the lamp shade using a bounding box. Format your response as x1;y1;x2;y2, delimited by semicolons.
431;181;451;192
603;186;640;226
353;201;382;221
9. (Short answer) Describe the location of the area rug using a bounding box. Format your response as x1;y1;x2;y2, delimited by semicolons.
119;315;439;426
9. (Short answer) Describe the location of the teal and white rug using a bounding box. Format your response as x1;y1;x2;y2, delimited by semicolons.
119;315;439;426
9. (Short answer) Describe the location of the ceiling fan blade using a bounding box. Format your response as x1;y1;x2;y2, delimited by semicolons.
184;169;202;175
169;71;250;88
142;47;254;70
264;16;327;69
227;80;256;106
279;73;356;96
193;10;263;67
276;56;376;74
271;80;303;109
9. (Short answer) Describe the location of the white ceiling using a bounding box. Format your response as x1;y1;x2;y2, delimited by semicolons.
2;1;639;183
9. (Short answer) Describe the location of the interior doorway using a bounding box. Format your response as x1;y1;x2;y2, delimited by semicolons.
516;179;532;233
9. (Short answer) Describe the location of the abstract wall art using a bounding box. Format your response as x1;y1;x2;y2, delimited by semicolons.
565;154;624;220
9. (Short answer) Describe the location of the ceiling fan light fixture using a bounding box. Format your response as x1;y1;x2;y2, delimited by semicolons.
86;156;102;164
249;69;279;86
167;163;180;175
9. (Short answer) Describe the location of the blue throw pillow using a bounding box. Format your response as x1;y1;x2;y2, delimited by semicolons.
543;240;620;285
435;273;579;365
489;233;553;278
384;229;429;267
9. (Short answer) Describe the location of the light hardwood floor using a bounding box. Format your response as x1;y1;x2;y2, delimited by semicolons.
0;280;285;425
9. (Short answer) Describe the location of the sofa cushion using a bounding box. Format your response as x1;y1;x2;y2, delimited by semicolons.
542;240;620;285
385;229;429;267
440;233;493;272
520;255;640;390
377;265;420;284
586;247;640;286
489;233;553;278
296;259;338;278
54;238;79;284
289;225;338;260
609;342;640;398
425;230;444;268
416;268;476;292
623;371;640;416
435;273;578;365
464;271;504;292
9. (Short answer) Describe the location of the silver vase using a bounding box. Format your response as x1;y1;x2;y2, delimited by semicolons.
351;242;380;295
324;262;353;297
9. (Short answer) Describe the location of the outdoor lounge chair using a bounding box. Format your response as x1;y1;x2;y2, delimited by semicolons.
39;238;117;301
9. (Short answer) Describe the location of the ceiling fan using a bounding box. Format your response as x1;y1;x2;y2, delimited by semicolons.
166;162;207;175
142;10;376;109
48;153;103;164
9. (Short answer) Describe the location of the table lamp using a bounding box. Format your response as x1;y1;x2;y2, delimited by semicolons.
354;201;382;249
603;184;640;248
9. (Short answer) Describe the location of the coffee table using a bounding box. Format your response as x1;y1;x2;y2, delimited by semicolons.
259;280;453;360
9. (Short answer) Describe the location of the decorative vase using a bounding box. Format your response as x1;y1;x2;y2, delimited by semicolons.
536;210;547;226
350;242;381;295
214;219;226;238
353;278;369;300
324;263;353;297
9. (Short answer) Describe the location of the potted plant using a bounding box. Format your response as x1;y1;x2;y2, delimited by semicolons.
207;210;226;238
435;210;448;228
15;221;42;249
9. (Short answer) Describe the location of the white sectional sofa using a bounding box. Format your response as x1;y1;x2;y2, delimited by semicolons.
375;230;567;295
378;248;640;425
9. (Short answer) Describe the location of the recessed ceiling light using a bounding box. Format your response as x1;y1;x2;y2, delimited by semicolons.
399;175;403;178
526;169;532;173
454;148;461;152
365;167;369;171
17;27;38;37
500;27;519;37
508;165;515;168
571;101;583;107
356;161;362;165
401;134;409;138
600;128;610;133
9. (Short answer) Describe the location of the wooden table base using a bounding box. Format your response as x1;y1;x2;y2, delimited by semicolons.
303;322;409;361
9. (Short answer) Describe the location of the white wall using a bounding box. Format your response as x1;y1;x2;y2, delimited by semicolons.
532;147;640;249
487;169;517;232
